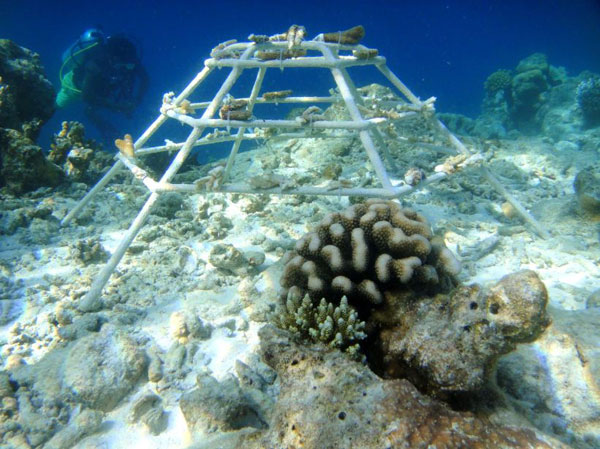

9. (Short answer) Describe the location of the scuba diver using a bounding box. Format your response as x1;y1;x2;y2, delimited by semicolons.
56;28;149;140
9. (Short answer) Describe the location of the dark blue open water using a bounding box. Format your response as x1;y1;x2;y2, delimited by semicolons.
2;0;600;150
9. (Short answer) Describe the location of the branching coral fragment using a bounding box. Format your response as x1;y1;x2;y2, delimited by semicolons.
275;288;366;357
322;25;365;45
115;134;135;158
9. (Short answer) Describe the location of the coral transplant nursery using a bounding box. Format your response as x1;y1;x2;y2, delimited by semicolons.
1;1;600;448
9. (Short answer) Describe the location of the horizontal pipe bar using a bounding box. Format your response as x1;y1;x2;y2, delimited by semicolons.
157;182;403;198
205;55;386;69
150;171;448;197
135;130;357;156
189;96;338;109
135;133;260;155
166;110;385;130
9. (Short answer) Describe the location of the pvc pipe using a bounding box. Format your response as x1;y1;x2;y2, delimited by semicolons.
223;67;266;183
317;42;393;191
165;111;385;130
205;56;386;69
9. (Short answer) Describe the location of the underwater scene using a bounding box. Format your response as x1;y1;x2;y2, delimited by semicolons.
2;1;600;448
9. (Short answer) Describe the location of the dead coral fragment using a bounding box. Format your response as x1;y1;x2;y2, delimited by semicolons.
269;24;306;49
376;270;550;394
323;25;365;45
174;99;196;115
115;134;135;158
262;90;293;101
352;47;378;59
210;39;238;59
298;106;326;124
255;48;306;61
194;165;224;190
404;167;425;186
219;98;251;120
285;24;306;49
248;34;270;44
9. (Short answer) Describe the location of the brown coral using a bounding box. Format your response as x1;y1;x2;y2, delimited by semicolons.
281;199;459;308
219;99;251;120
322;25;365;45
115;134;135;157
262;90;293;101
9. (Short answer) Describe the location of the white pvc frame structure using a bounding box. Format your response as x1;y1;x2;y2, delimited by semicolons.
63;36;548;310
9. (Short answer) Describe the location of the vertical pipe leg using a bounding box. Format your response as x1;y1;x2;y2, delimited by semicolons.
62;66;214;226
222;66;267;184
318;44;393;190
337;67;399;173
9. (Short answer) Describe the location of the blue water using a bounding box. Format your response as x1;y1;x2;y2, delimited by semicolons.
2;0;600;151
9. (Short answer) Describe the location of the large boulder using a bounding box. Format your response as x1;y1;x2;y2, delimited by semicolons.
0;40;60;193
0;39;55;130
0;128;63;193
228;325;566;449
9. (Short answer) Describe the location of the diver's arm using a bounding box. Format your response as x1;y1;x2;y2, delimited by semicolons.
80;64;117;110
134;64;149;106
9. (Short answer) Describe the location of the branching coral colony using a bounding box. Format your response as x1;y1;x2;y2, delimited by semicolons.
62;25;547;308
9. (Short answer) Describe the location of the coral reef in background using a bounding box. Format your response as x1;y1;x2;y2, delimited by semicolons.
0;39;55;131
510;53;552;133
0;128;64;193
576;76;600;127
48;121;112;184
0;41;110;193
450;52;600;144
0;39;62;193
484;69;513;96
472;52;579;139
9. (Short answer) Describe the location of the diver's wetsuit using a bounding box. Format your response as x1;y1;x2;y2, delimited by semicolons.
71;42;148;117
